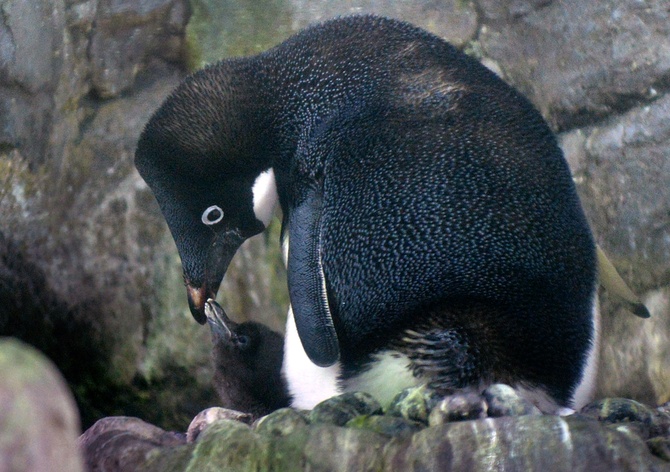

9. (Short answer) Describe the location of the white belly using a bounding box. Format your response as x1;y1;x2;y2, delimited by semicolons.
281;287;600;412
282;306;422;409
282;306;341;410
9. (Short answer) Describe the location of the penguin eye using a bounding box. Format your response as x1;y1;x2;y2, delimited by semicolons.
201;205;224;226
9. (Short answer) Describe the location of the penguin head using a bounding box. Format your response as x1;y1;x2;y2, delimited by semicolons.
206;298;259;352
205;299;289;413
135;64;277;323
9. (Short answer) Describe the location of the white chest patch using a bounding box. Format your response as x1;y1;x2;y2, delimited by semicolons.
282;306;342;410
252;168;278;227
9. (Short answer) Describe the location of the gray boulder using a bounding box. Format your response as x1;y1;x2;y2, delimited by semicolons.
0;338;84;472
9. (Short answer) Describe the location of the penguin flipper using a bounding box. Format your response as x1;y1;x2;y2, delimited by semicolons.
597;245;650;318
287;186;340;366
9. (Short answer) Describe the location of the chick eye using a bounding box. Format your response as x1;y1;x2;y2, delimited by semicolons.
236;334;250;350
201;205;224;225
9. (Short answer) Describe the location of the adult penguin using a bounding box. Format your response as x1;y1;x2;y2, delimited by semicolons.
135;15;599;413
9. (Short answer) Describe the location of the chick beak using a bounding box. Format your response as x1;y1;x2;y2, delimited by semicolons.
204;298;237;341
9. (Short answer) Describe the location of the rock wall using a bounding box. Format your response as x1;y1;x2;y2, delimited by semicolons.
0;0;668;432
0;0;215;429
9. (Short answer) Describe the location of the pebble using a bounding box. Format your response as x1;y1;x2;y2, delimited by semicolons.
386;385;442;424
309;392;382;426
187;407;253;442
482;384;541;417
580;397;670;441
428;391;487;426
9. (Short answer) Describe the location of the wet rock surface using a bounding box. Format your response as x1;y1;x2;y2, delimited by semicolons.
79;390;670;471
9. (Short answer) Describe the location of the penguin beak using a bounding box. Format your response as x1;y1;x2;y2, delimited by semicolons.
204;298;237;341
187;285;216;324
185;231;245;324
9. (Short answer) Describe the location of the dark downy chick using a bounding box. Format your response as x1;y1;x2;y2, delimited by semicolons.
205;299;290;417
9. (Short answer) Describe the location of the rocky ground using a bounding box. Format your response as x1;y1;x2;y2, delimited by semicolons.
4;337;670;470
76;381;670;470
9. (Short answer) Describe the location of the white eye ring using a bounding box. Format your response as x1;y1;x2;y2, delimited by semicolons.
201;205;224;226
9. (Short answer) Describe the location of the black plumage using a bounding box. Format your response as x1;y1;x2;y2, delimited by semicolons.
135;15;597;409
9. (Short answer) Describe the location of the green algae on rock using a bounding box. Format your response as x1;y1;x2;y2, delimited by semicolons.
386;385;443;424
346;414;423;439
309;392;382;426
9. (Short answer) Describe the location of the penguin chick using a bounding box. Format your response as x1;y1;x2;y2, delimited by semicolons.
205;299;290;417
